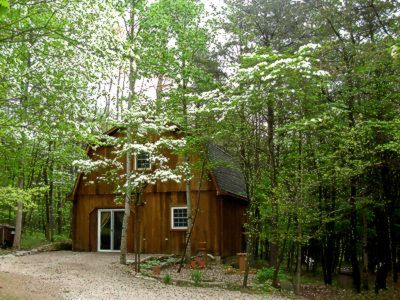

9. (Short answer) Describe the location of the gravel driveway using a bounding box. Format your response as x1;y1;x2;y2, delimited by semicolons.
0;251;284;300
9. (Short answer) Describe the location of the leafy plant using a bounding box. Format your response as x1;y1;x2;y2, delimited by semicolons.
140;259;161;271
191;269;202;286
163;274;172;284
256;267;286;284
0;0;9;17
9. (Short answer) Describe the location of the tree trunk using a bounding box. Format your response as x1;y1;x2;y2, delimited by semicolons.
294;132;303;295
120;5;137;265
57;188;63;235
389;214;398;283
13;177;24;250
287;242;293;272
48;142;55;242
374;211;390;294
349;179;361;292
362;208;369;290
267;103;279;279
156;75;164;101
181;64;192;262
134;195;140;272
323;236;334;285
120;131;132;265
294;235;302;295
322;187;336;285
185;169;192;261
242;231;252;288
337;237;345;274
178;160;206;273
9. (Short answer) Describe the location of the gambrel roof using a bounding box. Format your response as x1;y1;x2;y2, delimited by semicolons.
68;127;248;201
207;144;247;200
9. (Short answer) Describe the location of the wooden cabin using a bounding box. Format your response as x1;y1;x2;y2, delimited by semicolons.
69;128;248;257
0;224;15;248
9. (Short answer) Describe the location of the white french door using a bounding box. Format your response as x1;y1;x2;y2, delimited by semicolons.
97;209;124;252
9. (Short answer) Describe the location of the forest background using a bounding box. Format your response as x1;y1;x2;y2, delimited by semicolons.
1;0;400;295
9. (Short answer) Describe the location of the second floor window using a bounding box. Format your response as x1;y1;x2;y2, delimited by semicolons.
136;152;151;170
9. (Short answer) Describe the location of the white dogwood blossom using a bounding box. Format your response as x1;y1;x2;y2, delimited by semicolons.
198;45;330;124
74;102;187;195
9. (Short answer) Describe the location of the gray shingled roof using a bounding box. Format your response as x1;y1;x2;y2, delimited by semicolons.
207;144;247;199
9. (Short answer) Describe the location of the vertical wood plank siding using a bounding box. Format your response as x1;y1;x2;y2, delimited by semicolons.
71;132;247;256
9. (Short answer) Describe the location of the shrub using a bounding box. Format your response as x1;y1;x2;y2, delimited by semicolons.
256;267;286;284
20;231;71;250
141;259;161;271
163;274;172;284
191;269;202;286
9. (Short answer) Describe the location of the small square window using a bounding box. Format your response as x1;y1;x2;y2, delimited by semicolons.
171;207;188;229
136;152;151;170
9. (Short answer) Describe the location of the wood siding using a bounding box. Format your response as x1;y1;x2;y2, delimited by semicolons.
221;196;247;257
72;190;223;255
71;130;247;256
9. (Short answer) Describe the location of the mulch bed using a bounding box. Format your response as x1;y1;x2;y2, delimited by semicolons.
138;255;257;290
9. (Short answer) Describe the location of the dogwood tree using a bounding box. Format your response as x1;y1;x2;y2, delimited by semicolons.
74;102;187;267
140;0;215;261
0;0;122;242
199;44;330;291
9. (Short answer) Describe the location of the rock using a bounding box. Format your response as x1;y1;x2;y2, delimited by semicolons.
207;254;216;261
280;280;294;292
36;241;72;252
15;251;31;256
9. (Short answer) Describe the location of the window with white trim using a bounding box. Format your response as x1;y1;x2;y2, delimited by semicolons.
135;151;151;170
171;207;188;229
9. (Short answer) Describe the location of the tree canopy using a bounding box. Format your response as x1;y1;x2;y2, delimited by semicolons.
1;0;400;296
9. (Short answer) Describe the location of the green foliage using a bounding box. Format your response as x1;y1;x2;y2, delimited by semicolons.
214;0;400;293
140;258;161;271
163;273;172;284
0;0;399;294
0;186;48;210
0;0;121;240
0;0;9;17
21;231;69;250
256;267;286;284
0;248;12;256
191;269;202;286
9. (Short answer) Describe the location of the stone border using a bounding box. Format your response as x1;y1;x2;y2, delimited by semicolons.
0;241;72;259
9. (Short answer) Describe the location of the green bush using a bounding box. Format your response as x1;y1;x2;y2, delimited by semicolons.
141;259;161;271
191;269;202;286
20;231;70;250
256;267;286;284
163;274;172;284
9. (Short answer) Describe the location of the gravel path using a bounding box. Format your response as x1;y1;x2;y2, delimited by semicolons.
0;251;285;300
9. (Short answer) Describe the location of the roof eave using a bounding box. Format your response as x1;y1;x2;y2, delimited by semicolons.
218;190;248;201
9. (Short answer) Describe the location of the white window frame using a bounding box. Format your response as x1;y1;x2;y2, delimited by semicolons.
134;151;151;170
171;206;188;230
97;209;124;252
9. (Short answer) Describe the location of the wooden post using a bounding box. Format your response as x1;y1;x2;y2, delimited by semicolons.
237;253;247;272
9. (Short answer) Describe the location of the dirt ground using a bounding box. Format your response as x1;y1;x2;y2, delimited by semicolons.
0;251;284;300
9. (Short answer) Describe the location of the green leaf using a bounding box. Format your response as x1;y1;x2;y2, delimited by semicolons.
0;0;9;18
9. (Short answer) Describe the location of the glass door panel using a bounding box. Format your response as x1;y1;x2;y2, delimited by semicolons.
98;209;124;251
113;211;124;250
99;211;111;250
